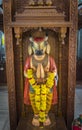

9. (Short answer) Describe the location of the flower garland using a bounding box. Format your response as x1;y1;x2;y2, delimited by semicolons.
26;69;55;122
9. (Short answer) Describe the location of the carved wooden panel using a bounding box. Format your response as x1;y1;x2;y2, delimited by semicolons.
67;0;78;130
3;1;17;130
14;7;65;23
15;0;68;13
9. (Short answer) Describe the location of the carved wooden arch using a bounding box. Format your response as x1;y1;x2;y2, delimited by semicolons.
14;27;67;119
14;27;67;45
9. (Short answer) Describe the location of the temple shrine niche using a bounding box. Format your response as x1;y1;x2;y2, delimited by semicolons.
3;0;78;130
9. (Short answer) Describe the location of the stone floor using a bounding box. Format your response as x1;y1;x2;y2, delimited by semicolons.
0;86;82;130
74;85;82;118
0;86;10;130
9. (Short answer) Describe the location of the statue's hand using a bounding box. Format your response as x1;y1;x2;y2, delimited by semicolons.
36;63;45;79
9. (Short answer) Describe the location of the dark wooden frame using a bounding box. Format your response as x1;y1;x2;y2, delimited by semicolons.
3;0;78;130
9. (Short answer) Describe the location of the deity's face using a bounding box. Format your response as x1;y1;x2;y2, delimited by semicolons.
29;36;50;56
32;38;47;55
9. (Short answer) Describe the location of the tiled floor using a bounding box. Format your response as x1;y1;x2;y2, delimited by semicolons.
74;85;82;118
0;86;82;130
0;87;10;130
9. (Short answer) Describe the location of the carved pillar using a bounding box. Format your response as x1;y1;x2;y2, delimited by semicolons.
67;0;78;129
3;0;17;130
19;35;25;117
59;27;67;45
58;27;67;116
14;27;22;45
58;42;62;117
14;27;25;117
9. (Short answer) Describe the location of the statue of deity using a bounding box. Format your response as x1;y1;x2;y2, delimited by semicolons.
24;33;58;126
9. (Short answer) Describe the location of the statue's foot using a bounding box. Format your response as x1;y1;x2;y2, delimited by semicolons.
32;115;40;126
43;115;51;126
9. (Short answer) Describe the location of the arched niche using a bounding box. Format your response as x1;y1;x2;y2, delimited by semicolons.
17;29;59;112
13;28;67;120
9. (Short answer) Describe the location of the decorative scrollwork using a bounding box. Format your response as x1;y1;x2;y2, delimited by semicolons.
14;27;22;45
28;0;53;6
14;27;67;45
59;27;67;44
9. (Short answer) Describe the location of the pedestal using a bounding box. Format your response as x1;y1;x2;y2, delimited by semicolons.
16;113;67;130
